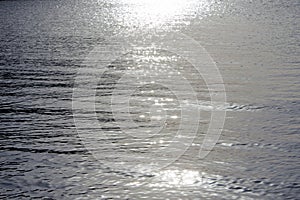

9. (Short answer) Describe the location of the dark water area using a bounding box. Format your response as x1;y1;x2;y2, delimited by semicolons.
0;0;299;199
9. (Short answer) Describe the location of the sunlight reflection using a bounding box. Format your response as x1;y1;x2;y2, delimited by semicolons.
116;0;213;29
151;169;204;187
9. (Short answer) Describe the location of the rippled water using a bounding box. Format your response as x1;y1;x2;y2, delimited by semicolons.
0;0;299;199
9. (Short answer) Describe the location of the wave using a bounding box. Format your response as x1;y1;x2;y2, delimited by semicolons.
186;101;265;112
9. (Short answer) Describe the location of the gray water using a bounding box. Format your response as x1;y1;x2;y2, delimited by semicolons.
0;0;299;199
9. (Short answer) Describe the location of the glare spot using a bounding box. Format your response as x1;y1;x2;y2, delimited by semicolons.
151;169;203;187
116;0;213;28
151;115;162;120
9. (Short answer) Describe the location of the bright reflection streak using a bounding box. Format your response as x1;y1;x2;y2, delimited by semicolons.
150;169;204;187
125;0;186;18
116;0;214;29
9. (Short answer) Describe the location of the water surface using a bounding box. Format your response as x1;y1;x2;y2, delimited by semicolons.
0;0;299;199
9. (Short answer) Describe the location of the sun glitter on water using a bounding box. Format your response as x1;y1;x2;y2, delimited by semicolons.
116;0;213;29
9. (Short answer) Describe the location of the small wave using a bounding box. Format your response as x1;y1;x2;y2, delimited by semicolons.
187;101;264;112
0;146;87;155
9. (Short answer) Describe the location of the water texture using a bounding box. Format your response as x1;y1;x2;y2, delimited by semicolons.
0;0;299;199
